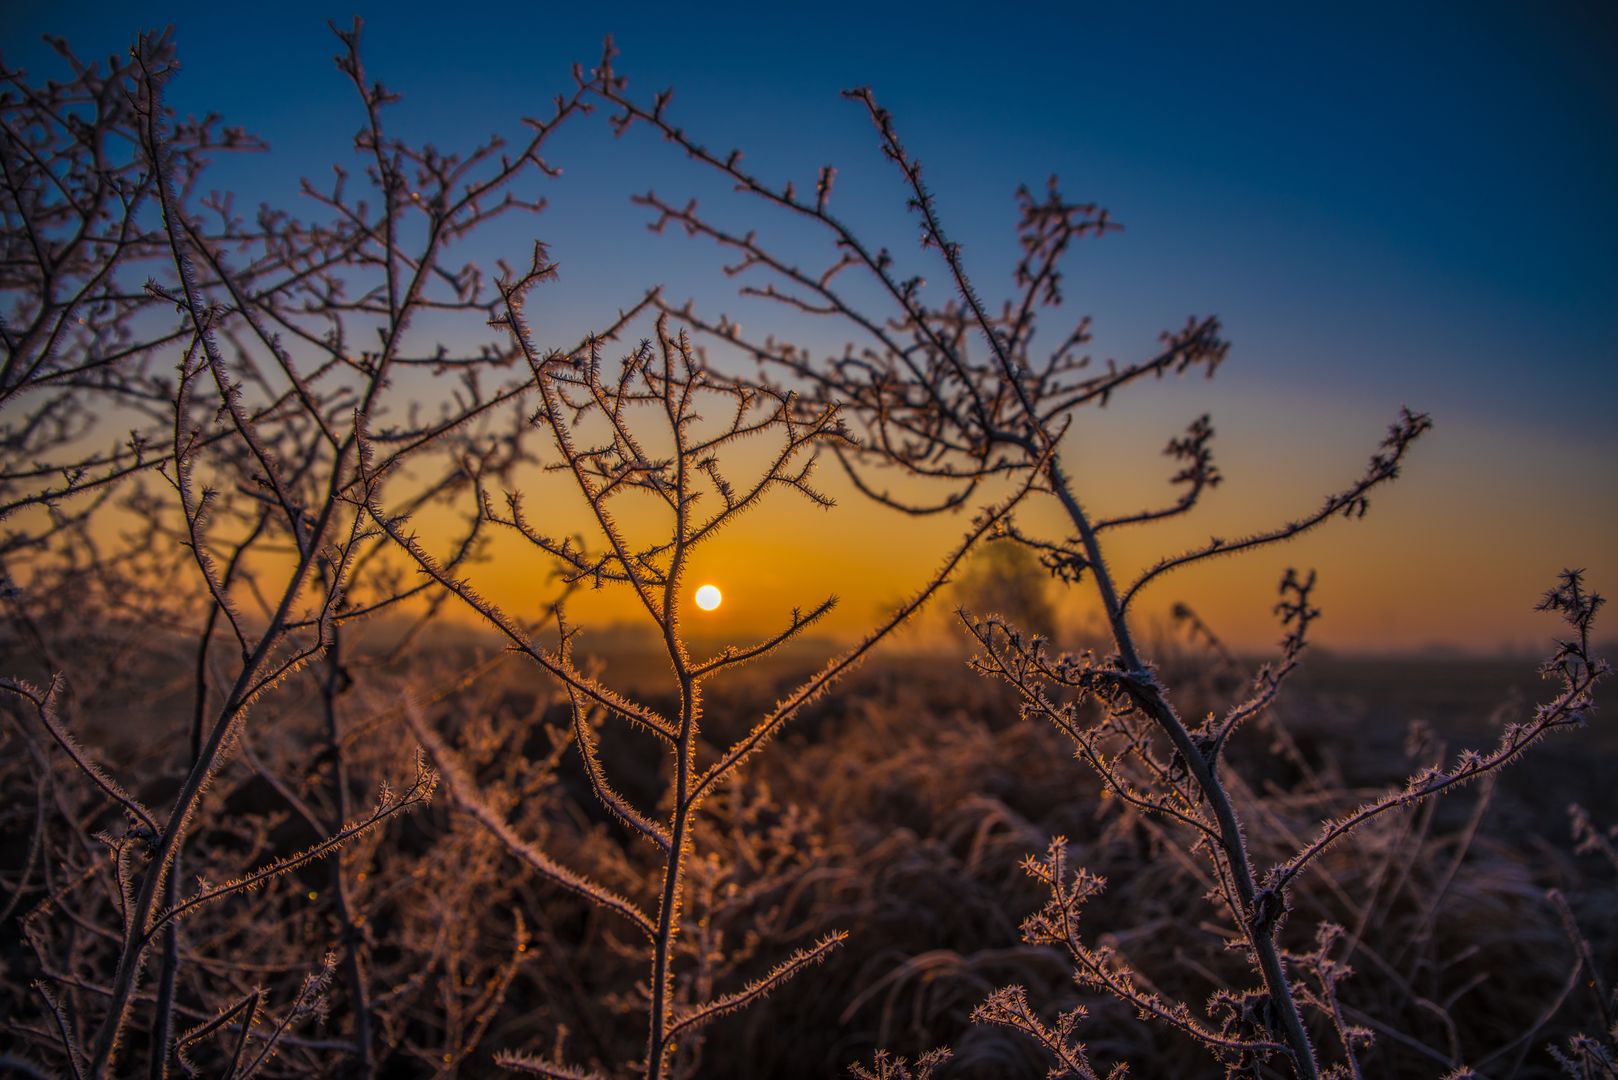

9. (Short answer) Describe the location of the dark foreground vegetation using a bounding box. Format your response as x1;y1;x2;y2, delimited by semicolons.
4;627;1615;1078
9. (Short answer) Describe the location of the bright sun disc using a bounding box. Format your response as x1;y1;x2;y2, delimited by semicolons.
694;584;722;611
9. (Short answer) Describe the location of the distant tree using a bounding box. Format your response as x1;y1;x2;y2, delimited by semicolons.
952;542;1059;642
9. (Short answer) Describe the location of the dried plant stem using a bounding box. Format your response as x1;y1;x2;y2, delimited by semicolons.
1047;455;1320;1077
323;633;376;1079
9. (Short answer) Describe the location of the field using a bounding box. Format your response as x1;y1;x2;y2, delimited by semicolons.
6;615;1614;1077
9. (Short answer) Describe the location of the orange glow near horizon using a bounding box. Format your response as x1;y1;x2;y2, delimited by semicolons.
36;371;1614;660
410;392;1614;658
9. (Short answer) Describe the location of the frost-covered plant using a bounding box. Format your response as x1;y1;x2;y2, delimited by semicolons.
848;1047;954;1080
591;50;1609;1077
0;22;591;1076
382;271;1037;1076
5;24;1033;1078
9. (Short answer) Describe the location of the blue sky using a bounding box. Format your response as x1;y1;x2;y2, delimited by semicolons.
7;1;1611;416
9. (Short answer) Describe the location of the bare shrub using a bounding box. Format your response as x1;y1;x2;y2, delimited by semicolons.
1;22;1027;1078
389;306;1034;1078
0;23;597;1076
590;48;1610;1077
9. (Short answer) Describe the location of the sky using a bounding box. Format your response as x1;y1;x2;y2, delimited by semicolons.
4;1;1615;654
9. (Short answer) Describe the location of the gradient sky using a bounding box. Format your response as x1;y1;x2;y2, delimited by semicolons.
4;2;1615;653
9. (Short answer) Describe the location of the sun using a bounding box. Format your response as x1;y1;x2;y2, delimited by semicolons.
694;584;723;611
